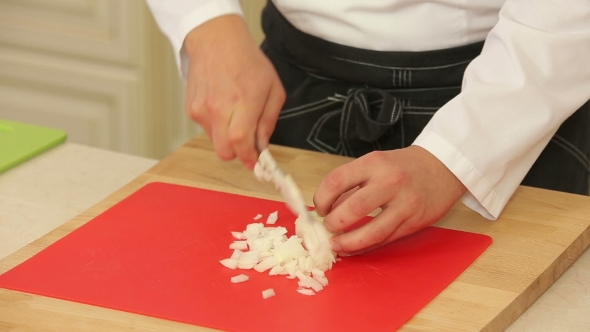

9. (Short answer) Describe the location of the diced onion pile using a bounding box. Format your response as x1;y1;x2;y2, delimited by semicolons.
221;211;336;297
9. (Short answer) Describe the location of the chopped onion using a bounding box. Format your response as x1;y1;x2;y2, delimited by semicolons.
254;162;274;182
266;211;278;224
295;211;336;271
314;275;329;287
311;268;324;278
254;256;279;273
294;270;307;281
298;276;324;292
230;249;243;260
231;231;245;240
231;274;249;283
237;251;259;269
259;250;274;259
297;256;306;272
268;265;284;276
219;258;238;269
262;288;276;299
248;237;272;252
222;212;338;297
296;288;315;296
229;241;248;250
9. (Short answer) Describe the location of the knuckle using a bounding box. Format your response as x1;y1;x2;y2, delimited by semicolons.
275;86;287;103
312;195;327;216
348;195;370;217
405;192;422;211
322;215;338;232
203;97;221;114
217;148;236;161
324;170;345;192
388;168;410;187
228;129;248;145
363;151;388;164
368;224;390;245
188;111;201;124
186;101;204;121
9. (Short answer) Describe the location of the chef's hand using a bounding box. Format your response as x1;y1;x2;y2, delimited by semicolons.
313;146;466;255
183;15;286;169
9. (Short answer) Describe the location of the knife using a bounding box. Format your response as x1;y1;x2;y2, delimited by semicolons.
254;142;308;217
254;142;336;270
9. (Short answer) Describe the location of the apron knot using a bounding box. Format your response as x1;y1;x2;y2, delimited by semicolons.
342;88;403;143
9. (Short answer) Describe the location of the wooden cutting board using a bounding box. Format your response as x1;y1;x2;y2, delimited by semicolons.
1;135;589;331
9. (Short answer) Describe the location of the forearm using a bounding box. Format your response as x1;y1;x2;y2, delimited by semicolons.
413;0;590;219
145;0;244;79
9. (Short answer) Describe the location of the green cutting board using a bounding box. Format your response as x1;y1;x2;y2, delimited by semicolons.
0;119;67;173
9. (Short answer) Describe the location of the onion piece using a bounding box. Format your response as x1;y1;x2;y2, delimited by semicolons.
231;231;245;240
254;256;279;273
253;214;263;220
238;251;259;269
230;249;243;260
254;162;273;182
229;241;248;250
294;270;307;281
298;276;324;292
266;211;278;224
262;288;276;299
248;237;272;252
311;268;324;278
314;275;329;287
231;274;249;283
219;258;238;269
268;265;284;276
297;288;315;296
258;250;274;259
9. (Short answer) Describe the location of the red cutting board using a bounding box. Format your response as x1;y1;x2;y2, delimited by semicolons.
0;182;492;331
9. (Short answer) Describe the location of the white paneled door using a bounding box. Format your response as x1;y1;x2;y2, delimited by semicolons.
0;0;190;158
0;0;266;159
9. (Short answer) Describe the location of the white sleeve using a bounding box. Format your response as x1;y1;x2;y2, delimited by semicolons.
412;0;590;220
145;0;243;79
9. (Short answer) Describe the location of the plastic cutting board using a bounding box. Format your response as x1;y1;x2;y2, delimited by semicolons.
0;119;67;173
0;182;493;331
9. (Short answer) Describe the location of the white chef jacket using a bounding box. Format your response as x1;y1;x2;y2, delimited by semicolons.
146;0;590;220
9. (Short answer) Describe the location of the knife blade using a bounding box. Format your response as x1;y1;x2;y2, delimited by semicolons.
253;142;336;270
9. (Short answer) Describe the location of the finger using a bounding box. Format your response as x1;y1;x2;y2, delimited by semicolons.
228;102;262;169
330;186;359;211
323;185;390;234
256;79;285;147
313;160;370;217
210;104;236;161
340;215;433;257
185;74;213;141
330;205;409;253
188;104;213;142
380;215;431;245
336;242;384;257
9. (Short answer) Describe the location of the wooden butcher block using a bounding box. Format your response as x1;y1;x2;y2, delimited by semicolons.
1;135;589;331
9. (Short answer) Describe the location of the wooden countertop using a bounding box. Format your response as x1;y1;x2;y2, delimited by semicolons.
1;136;590;331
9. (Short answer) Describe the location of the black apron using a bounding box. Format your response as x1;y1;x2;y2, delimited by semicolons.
261;1;590;195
